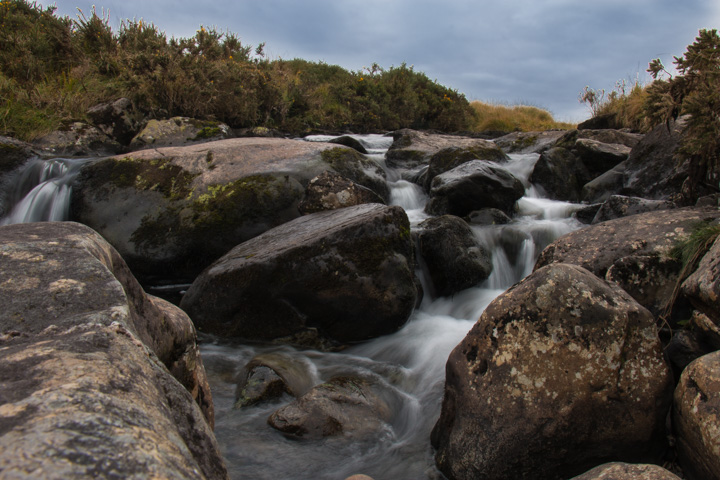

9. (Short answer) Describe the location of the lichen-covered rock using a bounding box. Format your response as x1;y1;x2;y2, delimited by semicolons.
591;195;675;224
530;147;589;202
416;215;492;296
673;351;720;480
32;121;122;157
423;145;509;191
71;139;386;283
86;97;142;145
129;116;232;150
431;263;672;480
235;352;316;408
180;203;417;347
569;462;682;480
682;234;720;324
425;160;524;217
0;221;225;479
386;129;504;170
536;207;720;278
298;171;384;214
267;376;392;439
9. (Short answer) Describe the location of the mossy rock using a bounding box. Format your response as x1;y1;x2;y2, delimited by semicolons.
129;117;232;150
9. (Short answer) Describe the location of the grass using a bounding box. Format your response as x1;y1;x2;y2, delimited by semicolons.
469;101;575;132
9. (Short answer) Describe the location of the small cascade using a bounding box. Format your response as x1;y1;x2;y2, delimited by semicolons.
0;157;90;225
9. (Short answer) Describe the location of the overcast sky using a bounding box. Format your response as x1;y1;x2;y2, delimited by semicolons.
51;0;719;122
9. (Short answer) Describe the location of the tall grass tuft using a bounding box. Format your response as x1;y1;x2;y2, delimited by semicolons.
470;101;575;132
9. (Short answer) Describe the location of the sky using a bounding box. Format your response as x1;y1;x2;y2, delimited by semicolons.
50;0;720;123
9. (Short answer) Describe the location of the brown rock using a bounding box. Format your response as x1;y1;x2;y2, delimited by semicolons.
682;234;720;324
569;462;682;480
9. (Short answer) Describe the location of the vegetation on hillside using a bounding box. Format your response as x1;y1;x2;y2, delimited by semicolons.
0;0;476;140
581;28;720;200
470;101;575;132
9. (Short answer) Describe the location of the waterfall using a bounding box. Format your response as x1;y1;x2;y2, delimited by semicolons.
0;157;90;225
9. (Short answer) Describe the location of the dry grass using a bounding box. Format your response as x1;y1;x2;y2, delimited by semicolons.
469;101;575;132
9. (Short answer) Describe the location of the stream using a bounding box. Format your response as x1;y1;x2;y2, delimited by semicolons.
0;134;584;480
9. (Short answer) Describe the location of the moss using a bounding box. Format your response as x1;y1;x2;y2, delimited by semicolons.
512;134;539;150
321;147;364;168
193;126;222;140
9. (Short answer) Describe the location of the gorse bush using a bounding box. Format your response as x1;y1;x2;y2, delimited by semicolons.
0;0;476;140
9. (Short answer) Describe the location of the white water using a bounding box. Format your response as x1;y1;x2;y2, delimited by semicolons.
0;139;584;479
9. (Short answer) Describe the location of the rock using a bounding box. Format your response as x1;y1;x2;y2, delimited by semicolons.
690;310;720;350
529;147;590;202
235;352;316;408
577;129;643;149
345;476;375;480
665;328;715;380
386;129;504;170
493;130;570;154
234;126;285;138
673;351;720;480
573;138;631;179
574;204;603;225
466;208;512;225
129;116;233;150
605;254;685;322
682;234;720;324
86;97;142;145
71;139;387;284
535;207;720;278
180;204;417;347
569;462;682;480
267;376;392;439
431;263;673;480
425;160;525;217
696;193;720;208
328;135;368;154
577;113;621;130
424;145;509;191
591;195;676;224
416;215;492;297
582;163;627;204
32;121;122;157
0;221;226;479
0;135;35;175
298;171;385;214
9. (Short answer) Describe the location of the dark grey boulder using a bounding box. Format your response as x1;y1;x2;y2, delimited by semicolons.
432;263;672;480
591;195;676;224
424;145;509;191
493;130;570;154
425;160;525;217
86;97;142;145
530;146;590;202
573;138;631;179
0;135;36;175
235;352;316;408
582;163;627;204
180;203;417;347
328;135;368;154
466;208;512;225
416;215;492;297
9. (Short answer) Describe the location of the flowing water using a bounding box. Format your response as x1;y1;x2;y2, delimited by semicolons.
0;135;584;480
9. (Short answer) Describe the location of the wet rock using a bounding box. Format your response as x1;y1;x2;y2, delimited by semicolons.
298;171;385;214
665;328;715;380
577;129;643;149
493;130;570;154
328;135;368;154
71;139;386;284
235;352;316;408
86;97;142;145
425;160;524;217
416;215;492;297
180;204;417;347
424;145;509;191
129;116;232;150
573;138;631;179
605;254;685;322
431;263;672;480
0;135;35;174
682;234;720;324
268;376;392;439
673;351;720;480
569;462;682;480
535;207;720;278
32;121;122;157
0;221;225;479
386;129;503;170
466;208;511;225
530;147;590;202
582;163;627;204
573;204;603;225
591;195;675;224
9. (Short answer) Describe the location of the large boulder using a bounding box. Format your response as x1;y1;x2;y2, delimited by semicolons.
569;463;681;480
535;207;720;278
673;351;720;480
423;145;509;191
0;221;226;479
425;160;525;217
86;97;142;145
493;130;570;154
573;138;631;179
581;164;627;204
0;135;35;175
682;234;720;324
179;203;417;347
32;121;122;157
529;147;590;202
298;171;384;214
416;215;492;297
235;352;316;408
431;263;673;480
129;117;232;150
267;376;392;439
71;138;387;283
386;129;504;170
591;195;675;224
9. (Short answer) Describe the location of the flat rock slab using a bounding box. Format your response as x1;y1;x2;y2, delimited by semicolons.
180;203;417;347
